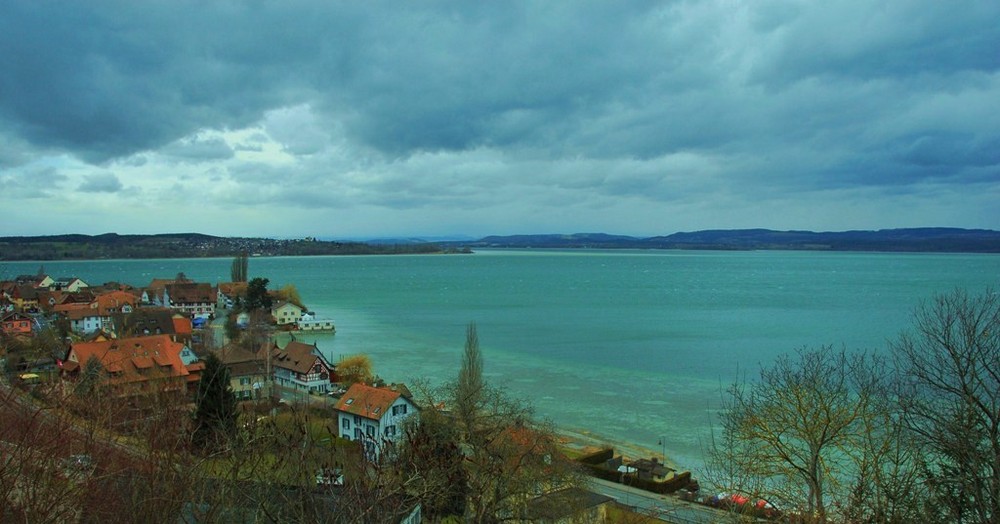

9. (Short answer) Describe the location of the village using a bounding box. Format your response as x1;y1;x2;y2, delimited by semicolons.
0;267;721;523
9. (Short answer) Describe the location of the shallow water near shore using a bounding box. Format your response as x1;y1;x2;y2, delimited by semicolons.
9;249;999;472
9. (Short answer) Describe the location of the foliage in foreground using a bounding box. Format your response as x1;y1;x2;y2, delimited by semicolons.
708;288;1000;524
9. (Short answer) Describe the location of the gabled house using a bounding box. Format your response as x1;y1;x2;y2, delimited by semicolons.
62;334;202;398
271;301;303;326
50;277;89;292
9;285;40;312
333;383;419;459
142;286;170;308
93;290;140;315
1;312;34;337
218;345;270;401
14;274;54;289
65;307;113;335
263;340;335;394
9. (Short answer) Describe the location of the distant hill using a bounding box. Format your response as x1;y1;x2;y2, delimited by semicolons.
450;228;1000;253
0;233;449;261
2;229;998;260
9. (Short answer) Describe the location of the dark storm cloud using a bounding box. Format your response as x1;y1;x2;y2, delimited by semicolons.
1;0;998;218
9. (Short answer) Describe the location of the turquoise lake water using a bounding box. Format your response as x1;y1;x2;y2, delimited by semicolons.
7;249;999;471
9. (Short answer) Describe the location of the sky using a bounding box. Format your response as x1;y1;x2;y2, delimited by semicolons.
2;1;999;239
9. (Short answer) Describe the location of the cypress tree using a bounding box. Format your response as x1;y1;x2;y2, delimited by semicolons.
192;353;238;452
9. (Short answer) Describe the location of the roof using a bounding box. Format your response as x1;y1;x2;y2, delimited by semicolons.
172;315;193;335
217;282;248;296
93;290;140;314
271;300;302;312
524;487;614;520
334;383;404;421
67;334;195;387
122;307;177;336
268;340;330;375
168;282;215;304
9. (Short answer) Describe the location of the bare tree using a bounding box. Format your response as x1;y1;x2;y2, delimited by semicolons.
230;252;249;283
707;347;886;523
892;288;1000;524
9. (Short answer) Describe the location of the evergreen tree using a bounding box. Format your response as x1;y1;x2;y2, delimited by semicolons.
245;277;272;311
192;353;238;452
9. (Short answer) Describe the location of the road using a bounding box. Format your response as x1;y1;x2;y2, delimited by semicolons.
589;477;732;523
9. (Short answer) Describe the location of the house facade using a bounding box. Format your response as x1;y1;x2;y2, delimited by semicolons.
50;277;89;292
1;312;33;337
333;383;419;458
167;283;216;319
218;345;270;401
271;301;303;326
266;340;335;394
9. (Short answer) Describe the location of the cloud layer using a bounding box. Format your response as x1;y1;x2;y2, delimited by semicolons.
2;1;998;237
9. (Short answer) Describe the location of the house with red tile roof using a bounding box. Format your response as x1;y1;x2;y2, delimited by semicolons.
333;383;419;458
62;334;201;397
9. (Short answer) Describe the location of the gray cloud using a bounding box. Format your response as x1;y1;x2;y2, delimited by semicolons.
160;136;234;162
78;173;123;193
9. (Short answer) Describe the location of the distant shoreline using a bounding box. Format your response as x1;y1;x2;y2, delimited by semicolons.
3;228;998;261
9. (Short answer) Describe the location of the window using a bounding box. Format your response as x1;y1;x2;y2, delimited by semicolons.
354;428;362;440
354;415;361;425
384;425;396;437
342;418;350;430
366;425;375;438
393;404;408;416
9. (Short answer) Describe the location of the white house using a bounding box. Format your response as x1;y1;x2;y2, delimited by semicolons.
333;383;419;459
271;301;303;326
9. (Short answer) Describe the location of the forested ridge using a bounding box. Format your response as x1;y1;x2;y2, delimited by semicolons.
0;233;449;261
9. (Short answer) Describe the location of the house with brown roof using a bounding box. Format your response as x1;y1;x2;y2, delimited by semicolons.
62;334;202;398
333;383;419;458
218;345;270;401
167;282;217;319
264;340;335;394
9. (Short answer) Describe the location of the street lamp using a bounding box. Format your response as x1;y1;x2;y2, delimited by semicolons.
657;436;666;463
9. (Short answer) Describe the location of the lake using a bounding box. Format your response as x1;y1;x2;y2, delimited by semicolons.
6;249;999;471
